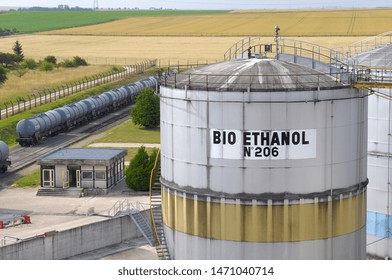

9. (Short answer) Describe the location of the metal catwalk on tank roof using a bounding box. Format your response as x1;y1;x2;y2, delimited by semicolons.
161;59;348;92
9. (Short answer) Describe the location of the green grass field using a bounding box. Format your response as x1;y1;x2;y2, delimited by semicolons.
91;120;160;144
0;10;229;33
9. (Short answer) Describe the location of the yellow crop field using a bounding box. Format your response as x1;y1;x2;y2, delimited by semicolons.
0;8;389;103
41;9;392;37
0;35;363;68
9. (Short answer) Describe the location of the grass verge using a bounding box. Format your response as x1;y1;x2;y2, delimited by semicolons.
12;169;41;188
91;120;160;144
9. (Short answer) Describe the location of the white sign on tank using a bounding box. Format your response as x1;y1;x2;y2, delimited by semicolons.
210;129;316;160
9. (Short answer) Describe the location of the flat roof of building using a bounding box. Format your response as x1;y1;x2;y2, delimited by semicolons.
37;148;127;165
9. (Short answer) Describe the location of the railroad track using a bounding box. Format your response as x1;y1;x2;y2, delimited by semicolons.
0;106;131;188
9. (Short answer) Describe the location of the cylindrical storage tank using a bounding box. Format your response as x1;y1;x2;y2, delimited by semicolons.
353;44;392;259
45;110;62;129
160;59;368;260
16;118;41;138
54;107;71;123
66;104;82;121
72;102;88;119
81;98;96;114
121;86;132;97
97;94;110;108
35;114;50;133
0;140;9;162
102;91;115;105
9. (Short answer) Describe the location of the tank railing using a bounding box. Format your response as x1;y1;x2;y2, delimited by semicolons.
352;64;392;88
279;38;348;67
348;31;392;57
161;72;349;91
107;199;149;217
223;37;349;69
224;37;263;60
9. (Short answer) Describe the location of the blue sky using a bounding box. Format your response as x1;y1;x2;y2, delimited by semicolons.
1;0;391;10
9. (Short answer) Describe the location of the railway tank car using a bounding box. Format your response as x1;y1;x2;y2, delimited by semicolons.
16;76;158;146
0;140;11;173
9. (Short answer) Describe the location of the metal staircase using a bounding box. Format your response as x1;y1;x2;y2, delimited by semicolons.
107;199;154;246
128;208;155;246
149;149;170;260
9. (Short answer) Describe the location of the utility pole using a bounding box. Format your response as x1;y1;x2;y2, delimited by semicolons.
93;0;99;10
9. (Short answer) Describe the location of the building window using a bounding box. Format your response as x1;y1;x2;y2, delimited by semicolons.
82;171;93;180
95;171;106;180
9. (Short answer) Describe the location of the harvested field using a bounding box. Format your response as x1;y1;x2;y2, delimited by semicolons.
41;9;392;37
0;65;112;103
0;35;365;67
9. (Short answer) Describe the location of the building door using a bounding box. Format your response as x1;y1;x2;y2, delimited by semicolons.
62;170;69;189
67;168;80;188
42;169;54;188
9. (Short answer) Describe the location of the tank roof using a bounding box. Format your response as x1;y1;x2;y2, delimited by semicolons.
162;59;347;91
353;44;392;68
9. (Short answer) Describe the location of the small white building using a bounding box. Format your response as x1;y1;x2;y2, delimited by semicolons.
37;148;127;191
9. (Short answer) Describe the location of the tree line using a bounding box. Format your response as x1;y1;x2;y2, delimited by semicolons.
0;28;19;37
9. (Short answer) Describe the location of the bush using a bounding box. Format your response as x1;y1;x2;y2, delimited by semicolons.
131;87;160;128
60;59;76;68
21;58;37;69
73;56;87;66
44;55;57;65
39;61;55;72
111;66;122;72
126;147;158;191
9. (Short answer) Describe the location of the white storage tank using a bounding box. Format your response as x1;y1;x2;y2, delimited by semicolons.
353;44;392;259
159;59;368;259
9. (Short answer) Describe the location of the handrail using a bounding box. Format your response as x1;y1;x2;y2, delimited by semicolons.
149;149;162;248
107;199;149;216
223;37;348;67
160;72;349;91
349;31;392;56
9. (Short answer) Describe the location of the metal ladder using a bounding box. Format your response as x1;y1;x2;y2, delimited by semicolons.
149;150;170;260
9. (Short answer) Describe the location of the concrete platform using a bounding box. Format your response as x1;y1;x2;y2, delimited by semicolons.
0;185;158;259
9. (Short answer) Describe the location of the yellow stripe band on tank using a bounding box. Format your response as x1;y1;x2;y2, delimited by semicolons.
162;188;366;242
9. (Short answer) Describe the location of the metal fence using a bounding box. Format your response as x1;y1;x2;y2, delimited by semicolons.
0;59;156;120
